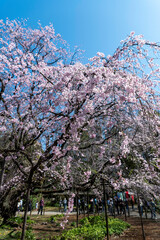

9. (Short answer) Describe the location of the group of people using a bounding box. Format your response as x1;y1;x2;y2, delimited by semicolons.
29;198;45;215
17;192;158;220
36;198;45;215
107;195;134;216
28;198;45;215
139;198;157;219
75;192;135;215
58;191;158;220
107;194;157;220
59;198;68;212
17;198;45;215
58;193;134;215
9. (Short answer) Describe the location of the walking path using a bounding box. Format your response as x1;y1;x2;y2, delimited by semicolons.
124;207;160;219
17;206;160;219
109;207;160;240
111;216;160;240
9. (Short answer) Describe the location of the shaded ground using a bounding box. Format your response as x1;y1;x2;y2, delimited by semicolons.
30;213;160;240
31;213;85;239
110;216;160;240
13;207;160;239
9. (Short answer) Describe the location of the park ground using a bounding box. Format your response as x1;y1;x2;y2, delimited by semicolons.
1;206;160;239
32;214;160;240
110;216;160;240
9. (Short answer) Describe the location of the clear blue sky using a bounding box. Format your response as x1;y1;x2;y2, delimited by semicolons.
1;0;160;62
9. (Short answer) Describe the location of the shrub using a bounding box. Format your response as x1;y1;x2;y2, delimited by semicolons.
10;229;36;240
56;215;130;240
70;222;76;227
53;203;59;207
50;216;57;223
8;216;23;225
54;214;64;218
108;218;130;235
49;214;64;223
25;229;36;240
79;217;90;226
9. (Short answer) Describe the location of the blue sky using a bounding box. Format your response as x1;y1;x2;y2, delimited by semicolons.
1;0;160;62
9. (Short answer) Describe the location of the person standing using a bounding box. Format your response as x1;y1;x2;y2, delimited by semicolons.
63;198;67;212
119;198;124;215
131;194;135;210
59;198;63;212
20;199;23;211
150;198;157;219
90;198;94;213
17;201;21;213
35;202;38;213
114;196;119;215
109;198;114;216
78;198;81;215
139;199;144;217
39;198;44;215
94;198;98;213
27;199;32;216
81;198;85;214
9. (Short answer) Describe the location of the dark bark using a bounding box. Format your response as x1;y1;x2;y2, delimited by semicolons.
137;193;146;240
112;187;115;218
102;179;109;240
145;206;148;219
76;190;79;228
21;187;31;240
124;205;127;221
1;203;17;224
0;156;6;188
0;188;21;224
87;190;89;218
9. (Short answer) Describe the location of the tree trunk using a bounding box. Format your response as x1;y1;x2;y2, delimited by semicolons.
137;193;145;240
97;202;99;216
102;179;109;240
145;207;148;219
1;188;20;224
87;190;89;218
128;202;130;217
0;156;6;189
76;190;79;228
124;205;127;221
21;187;30;240
112;187;115;218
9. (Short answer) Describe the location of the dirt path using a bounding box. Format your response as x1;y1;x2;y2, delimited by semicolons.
111;216;160;240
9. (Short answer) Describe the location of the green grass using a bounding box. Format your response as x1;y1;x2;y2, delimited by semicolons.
0;213;130;240
0;216;36;240
0;228;12;239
